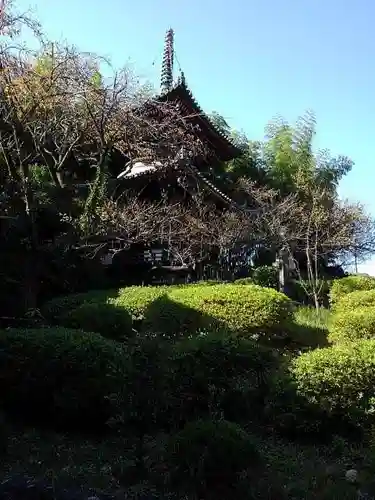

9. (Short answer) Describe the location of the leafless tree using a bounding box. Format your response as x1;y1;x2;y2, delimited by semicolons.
238;178;375;307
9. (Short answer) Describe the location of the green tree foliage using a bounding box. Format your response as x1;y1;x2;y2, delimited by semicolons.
210;111;231;135
224;111;353;199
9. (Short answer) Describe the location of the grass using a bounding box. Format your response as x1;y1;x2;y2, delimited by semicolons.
287;306;331;349
294;305;331;331
1;425;370;499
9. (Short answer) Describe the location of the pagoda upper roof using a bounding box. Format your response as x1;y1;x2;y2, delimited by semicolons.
157;78;242;163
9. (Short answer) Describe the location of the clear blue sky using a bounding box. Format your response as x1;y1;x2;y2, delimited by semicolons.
18;0;375;273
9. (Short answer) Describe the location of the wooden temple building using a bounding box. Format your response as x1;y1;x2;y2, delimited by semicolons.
101;29;245;284
116;29;241;202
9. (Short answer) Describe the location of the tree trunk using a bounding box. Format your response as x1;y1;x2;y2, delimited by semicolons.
21;166;39;312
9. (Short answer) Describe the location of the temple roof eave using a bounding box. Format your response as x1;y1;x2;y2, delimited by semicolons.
158;80;242;162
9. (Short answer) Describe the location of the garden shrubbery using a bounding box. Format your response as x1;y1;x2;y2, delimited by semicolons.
9;277;375;499
329;306;375;343
0;327;124;431
290;339;375;427
161;419;261;499
251;265;278;289
329;275;375;306
111;285;169;321
45;283;294;343
41;288;119;321
235;266;278;289
288;278;331;307
59;302;133;340
31;278;375;495
332;289;375;312
168;334;278;425
143;284;293;339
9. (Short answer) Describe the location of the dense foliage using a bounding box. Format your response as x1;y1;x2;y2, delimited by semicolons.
41;289;120;322
162;419;261;498
329;275;375;306
59;302;133;340
0;327;123;431
291;339;375;427
332;289;375;312
329;307;375;343
143;284;293;339
168;334;278;424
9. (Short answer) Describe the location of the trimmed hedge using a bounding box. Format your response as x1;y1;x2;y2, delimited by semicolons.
111;286;168;320
234;277;253;285
332;289;375;312
169;334;278;424
290;339;375;426
142;284;293;339
330;275;375;306
251;265;278;289
41;289;119;321
45;283;293;340
163;419;261;498
110;334;279;434
236;266;278;289
329;307;375;343
59;302;133;340
0;327;123;431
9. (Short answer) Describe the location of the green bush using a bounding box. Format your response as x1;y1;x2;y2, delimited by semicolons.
109;336;172;435
41;289;119;321
332;289;375;312
169;334;278;424
235;267;278;289
251;265;278;289
290;339;375;426
143;284;293;339
59;302;133;340
329;275;375;306
264;367;331;438
329;306;375;343
234;277;254;285
0;327;123;431
163;419;261;498
112;286;168;321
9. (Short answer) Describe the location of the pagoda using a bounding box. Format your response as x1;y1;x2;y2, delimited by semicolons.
104;30;245;283
117;29;242;207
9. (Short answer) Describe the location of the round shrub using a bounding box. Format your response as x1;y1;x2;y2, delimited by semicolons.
169;334;279;425
264;367;332;439
41;289;119;321
330;275;375;306
59;302;133;340
290;339;375;426
329;307;375;343
143;284;293;339
111;285;168;321
332;289;375;312
109;336;173;435
251;265;278;289
0;327;124;431
163;419;261;498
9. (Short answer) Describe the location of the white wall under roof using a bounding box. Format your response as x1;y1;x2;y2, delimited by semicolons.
117;161;163;179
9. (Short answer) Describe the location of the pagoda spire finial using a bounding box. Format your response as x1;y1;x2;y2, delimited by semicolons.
161;28;174;93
